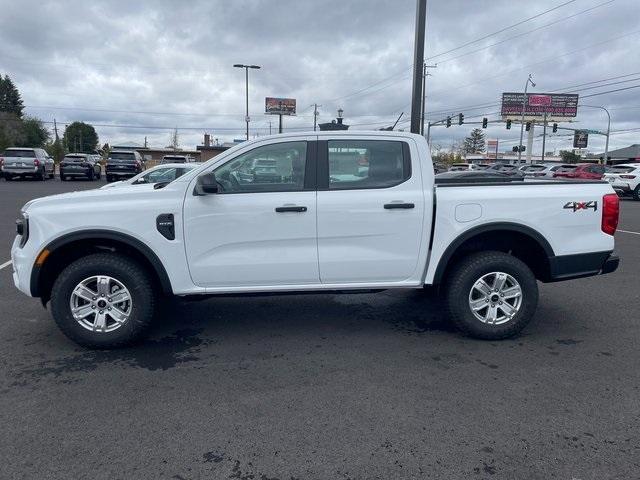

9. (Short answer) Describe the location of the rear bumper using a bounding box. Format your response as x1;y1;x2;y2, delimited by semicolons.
2;166;38;175
547;251;619;282
61;166;92;176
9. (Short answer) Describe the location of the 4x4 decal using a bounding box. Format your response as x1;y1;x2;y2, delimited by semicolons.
564;201;598;212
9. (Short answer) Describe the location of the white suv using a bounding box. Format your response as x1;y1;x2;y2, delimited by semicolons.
605;164;640;200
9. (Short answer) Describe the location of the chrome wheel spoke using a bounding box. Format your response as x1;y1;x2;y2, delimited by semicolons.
97;276;110;297
108;306;129;324
485;304;498;324
93;311;107;331
73;284;96;302
499;301;517;317
493;273;507;292
110;290;130;304
73;304;94;319
475;279;492;297
470;298;488;312
502;286;522;300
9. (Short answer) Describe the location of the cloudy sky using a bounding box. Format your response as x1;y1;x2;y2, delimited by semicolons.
1;0;639;155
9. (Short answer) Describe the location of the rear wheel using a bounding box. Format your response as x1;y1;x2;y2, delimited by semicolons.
60;173;67;181
87;168;94;181
4;174;12;181
633;185;640;201
50;253;156;348
37;168;46;181
444;251;538;340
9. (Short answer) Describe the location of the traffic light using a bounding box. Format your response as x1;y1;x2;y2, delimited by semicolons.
506;119;512;130
512;145;526;152
458;113;464;125
446;116;452;128
552;123;558;133
482;117;488;128
525;122;531;131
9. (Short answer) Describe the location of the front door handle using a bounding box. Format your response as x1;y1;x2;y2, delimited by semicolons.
275;205;307;213
384;202;415;209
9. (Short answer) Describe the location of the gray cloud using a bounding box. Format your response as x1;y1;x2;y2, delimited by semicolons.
0;0;638;153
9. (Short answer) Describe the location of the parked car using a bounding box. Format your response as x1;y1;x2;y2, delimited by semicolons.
484;163;525;177
60;153;102;181
435;170;524;183
11;131;619;348
433;162;448;174
553;163;605;180
449;162;480;171
161;154;194;164
1;147;55;181
604;163;640;200
105;150;144;182
100;163;198;189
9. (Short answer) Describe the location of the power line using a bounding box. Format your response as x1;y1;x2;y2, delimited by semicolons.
426;0;578;61
581;84;640;98
434;0;615;65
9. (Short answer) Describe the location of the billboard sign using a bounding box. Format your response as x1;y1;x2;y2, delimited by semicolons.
573;130;589;149
265;97;296;115
501;92;579;121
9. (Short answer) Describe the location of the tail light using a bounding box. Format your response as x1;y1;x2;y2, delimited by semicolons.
33;159;40;167
602;193;619;236
620;175;636;179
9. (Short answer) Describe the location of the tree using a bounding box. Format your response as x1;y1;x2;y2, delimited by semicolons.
559;150;581;163
0;112;23;151
17;116;49;147
63;121;99;153
0;75;24;117
463;128;485;154
168;128;179;150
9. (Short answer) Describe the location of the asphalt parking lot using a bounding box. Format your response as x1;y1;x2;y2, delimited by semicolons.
1;177;639;479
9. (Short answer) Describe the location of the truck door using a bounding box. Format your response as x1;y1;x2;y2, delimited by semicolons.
316;137;426;284
183;138;319;288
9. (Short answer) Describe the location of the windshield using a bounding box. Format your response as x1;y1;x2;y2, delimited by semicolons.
2;149;36;157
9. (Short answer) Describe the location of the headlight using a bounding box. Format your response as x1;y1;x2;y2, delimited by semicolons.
16;212;29;248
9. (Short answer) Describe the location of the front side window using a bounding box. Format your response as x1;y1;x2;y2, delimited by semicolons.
214;141;307;193
141;167;179;183
327;140;408;190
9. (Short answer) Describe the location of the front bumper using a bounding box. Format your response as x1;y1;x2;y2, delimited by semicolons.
547;251;619;282
10;236;33;297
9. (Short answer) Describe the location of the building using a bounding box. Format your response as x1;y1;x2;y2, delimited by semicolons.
319;109;350;131
587;144;640;165
196;134;231;162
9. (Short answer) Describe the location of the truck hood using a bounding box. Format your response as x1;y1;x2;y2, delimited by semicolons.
22;183;157;212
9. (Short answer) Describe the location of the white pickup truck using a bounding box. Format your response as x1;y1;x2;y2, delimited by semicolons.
11;131;620;348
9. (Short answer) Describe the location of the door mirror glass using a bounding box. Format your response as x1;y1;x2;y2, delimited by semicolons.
194;172;219;195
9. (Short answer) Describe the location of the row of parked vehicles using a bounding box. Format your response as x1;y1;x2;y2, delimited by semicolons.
0;148;196;183
436;161;640;200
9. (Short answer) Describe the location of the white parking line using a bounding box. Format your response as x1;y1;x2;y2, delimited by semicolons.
0;260;12;270
618;229;640;236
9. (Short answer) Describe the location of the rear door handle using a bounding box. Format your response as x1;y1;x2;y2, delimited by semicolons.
275;205;307;213
384;202;415;209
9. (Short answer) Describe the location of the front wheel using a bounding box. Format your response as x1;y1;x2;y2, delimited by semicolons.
50;253;156;348
444;251;538;340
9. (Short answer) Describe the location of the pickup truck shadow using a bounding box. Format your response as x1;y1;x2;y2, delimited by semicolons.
152;289;456;338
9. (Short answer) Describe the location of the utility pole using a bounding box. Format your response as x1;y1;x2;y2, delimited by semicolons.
420;63;437;136
526;124;534;163
268;121;272;135
541;113;548;163
144;136;148;148
233;64;261;140
311;103;321;131
518;73;536;163
410;0;427;134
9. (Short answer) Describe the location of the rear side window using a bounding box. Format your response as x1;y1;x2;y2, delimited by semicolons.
2;149;36;157
528;165;546;171
327;140;410;190
610;166;635;173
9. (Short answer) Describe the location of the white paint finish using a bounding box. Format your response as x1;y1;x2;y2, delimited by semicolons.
183;191;319;288
455;203;482;223
316;137;428;284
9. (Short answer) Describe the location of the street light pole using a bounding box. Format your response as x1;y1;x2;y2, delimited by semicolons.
233;64;261;141
410;0;427;134
518;73;536;163
420;63;437;136
579;104;611;165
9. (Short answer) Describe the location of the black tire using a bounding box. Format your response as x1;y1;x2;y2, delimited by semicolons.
444;251;538;340
633;185;640;201
60;173;66;181
37;168;46;181
106;175;113;183
4;174;12;181
49;171;55;179
87;169;94;181
50;253;156;348
96;167;101;180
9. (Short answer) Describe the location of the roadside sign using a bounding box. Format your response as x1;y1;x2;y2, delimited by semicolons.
265;97;296;115
501;92;578;121
573;130;589;148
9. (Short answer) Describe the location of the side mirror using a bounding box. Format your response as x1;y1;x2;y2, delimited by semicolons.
194;172;219;195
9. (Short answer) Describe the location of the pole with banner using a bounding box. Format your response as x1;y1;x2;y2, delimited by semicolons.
541;112;548;163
